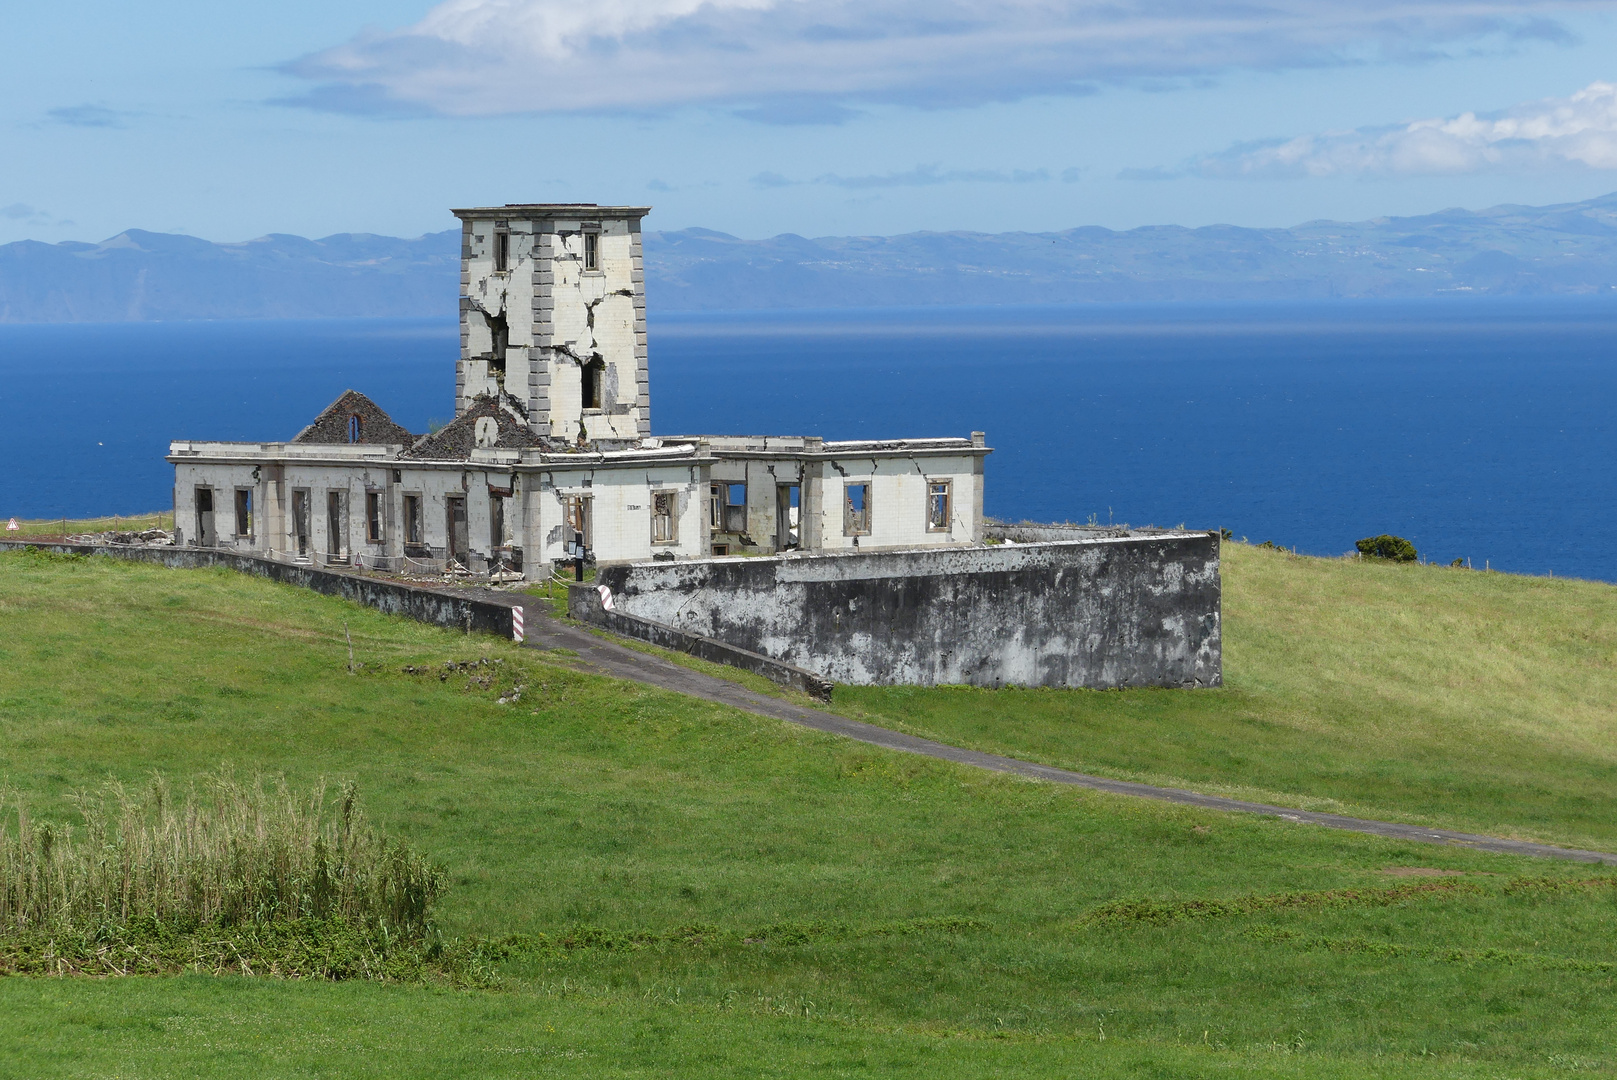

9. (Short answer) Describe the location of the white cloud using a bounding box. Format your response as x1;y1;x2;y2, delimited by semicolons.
1194;80;1617;177
282;0;1600;120
1;204;74;228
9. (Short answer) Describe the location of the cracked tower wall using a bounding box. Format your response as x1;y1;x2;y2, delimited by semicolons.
456;204;650;444
594;534;1223;689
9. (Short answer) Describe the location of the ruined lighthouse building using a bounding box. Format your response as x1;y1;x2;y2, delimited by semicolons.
169;203;1223;690
169;204;991;572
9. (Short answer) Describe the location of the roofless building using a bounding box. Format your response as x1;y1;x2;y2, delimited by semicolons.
168;203;990;574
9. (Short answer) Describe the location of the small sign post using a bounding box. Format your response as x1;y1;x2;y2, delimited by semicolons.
511;606;525;643
5;518;17;533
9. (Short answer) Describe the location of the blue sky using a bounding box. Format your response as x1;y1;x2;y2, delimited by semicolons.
6;0;1617;244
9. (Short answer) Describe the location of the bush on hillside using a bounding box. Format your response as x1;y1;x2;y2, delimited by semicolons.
1356;535;1418;562
0;772;446;935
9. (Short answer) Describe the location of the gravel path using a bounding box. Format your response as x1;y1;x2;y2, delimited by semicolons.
520;607;1617;867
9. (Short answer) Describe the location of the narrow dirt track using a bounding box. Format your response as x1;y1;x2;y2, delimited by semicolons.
517;609;1617;867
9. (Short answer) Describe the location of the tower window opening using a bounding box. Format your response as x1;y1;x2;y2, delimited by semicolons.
583;231;599;272
347;415;362;443
494;229;510;272
487;313;508;381
582;359;604;410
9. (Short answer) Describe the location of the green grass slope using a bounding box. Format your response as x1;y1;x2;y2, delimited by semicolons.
0;548;1614;1078
841;543;1617;850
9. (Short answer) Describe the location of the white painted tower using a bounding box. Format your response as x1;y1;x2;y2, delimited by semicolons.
453;203;651;444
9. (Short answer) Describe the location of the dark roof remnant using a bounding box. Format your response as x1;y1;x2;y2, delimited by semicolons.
292;390;418;445
404;394;549;459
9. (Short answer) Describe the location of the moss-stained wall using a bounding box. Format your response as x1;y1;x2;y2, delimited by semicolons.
596;535;1222;689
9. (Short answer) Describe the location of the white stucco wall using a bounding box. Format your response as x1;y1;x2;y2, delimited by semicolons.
170;442;710;575
810;455;982;552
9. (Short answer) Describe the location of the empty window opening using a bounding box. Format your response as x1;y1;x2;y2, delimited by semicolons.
712;544;730;557
234;488;252;538
292;489;311;556
490;495;506;551
486;312;509;386
844;482;871;536
581;359;605;410
446;495;469;563
563;495;592;554
494;227;510;272
194;487;216;547
402;494;423;549
775;483;799;550
347;414;362;443
652;491;677;544
326;491;347;559
927;480;952;532
722;483;747;533
582;231;599;272
709;483;722;533
366;491;383;543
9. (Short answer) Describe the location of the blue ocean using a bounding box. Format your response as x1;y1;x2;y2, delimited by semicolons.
1;299;1613;581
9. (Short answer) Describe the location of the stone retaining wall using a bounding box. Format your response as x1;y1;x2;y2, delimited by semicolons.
593;535;1222;689
566;584;834;701
0;541;519;638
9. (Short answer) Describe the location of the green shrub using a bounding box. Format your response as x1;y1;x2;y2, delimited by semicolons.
1356;534;1418;562
0;772;446;936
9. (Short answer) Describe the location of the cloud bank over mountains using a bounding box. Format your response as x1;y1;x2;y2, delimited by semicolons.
1195;80;1617;178
283;0;1593;119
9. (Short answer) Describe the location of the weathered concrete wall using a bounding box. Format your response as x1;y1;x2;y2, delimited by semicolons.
566;584;833;700
595;535;1222;689
0;541;520;637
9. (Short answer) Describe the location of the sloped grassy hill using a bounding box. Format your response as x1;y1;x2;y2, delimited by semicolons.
841;543;1617;851
0;547;1613;1078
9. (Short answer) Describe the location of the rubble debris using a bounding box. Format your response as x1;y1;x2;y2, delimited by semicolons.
63;529;176;547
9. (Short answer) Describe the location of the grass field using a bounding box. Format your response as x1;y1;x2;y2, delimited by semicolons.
1;546;1614;1077
839;543;1617;851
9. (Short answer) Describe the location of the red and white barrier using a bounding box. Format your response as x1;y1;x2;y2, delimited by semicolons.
511;605;525;643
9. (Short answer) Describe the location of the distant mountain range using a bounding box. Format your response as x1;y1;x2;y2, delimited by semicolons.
5;193;1617;322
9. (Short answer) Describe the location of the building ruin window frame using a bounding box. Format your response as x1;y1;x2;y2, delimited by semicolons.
561;492;593;554
580;358;606;412
402;492;424;548
347;414;362;443
843;480;872;537
365;490;384;544
651;490;677;545
326;489;348;560
926;479;952;533
291;487;312;556
493;221;510;273
712;481;746;534
581;226;601;273
233;487;253;538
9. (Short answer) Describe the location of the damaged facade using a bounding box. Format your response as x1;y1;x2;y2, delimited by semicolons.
169;204;991;575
